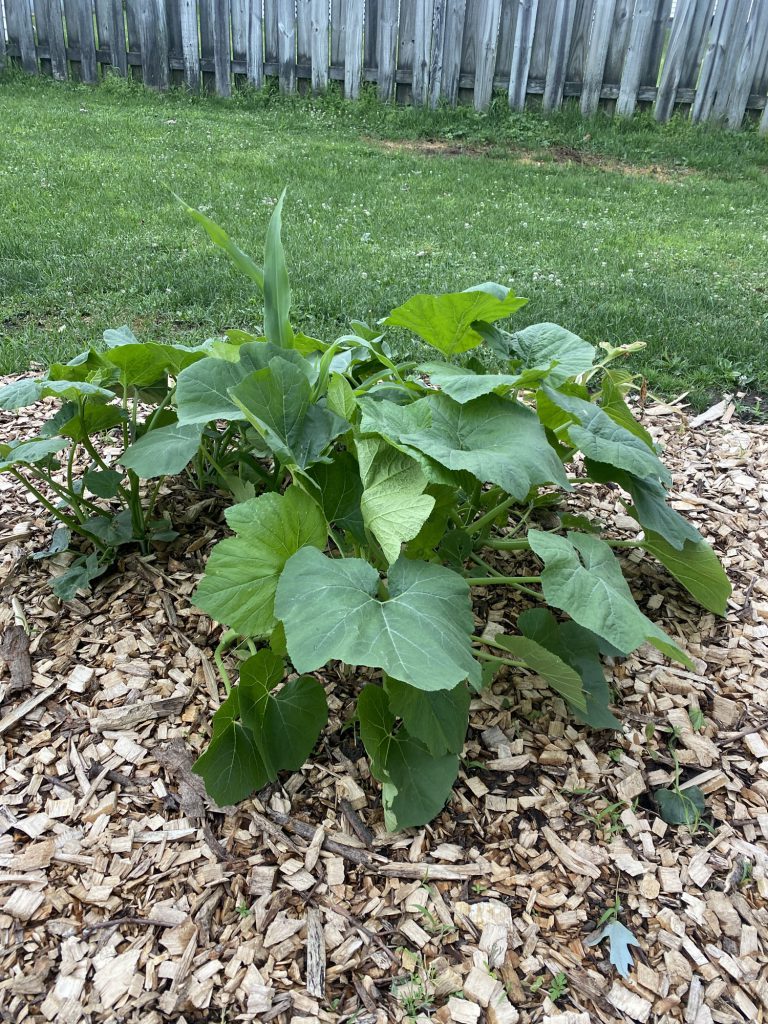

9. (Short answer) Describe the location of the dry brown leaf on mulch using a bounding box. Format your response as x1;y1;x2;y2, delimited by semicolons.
1;386;767;1024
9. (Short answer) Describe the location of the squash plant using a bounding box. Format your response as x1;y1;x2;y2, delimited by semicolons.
183;193;730;830
0;328;268;598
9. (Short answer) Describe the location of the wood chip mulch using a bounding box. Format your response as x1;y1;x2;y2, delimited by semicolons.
1;387;767;1024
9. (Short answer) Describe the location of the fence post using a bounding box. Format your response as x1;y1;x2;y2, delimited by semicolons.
345;0;363;98
473;0;502;111
247;0;263;89
212;0;232;96
376;0;398;100
654;0;699;122
543;0;578;112
508;0;539;111
581;0;618;116
412;0;432;106
310;0;329;92
616;0;655;117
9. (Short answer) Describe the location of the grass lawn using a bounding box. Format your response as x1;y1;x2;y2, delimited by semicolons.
1;73;767;410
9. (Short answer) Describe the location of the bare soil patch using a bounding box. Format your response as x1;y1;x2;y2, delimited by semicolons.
1;390;767;1023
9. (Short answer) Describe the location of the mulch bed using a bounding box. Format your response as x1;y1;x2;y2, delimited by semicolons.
1;388;767;1024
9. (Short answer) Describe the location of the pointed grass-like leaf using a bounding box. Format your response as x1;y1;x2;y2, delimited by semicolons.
528;530;692;667
275;548;481;691
193;486;327;638
360;392;569;501
385;285;527;357
642;530;731;615
177;195;265;291
357;436;435;564
120;421;204;478
542;387;670;485
358;685;459;830
263;189;294;348
511;323;595;384
384;677;470;756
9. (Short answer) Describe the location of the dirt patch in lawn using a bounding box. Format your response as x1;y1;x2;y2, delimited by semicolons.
1;389;767;1022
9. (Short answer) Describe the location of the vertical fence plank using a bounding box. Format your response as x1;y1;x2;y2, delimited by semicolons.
691;0;737;122
616;0;654;116
107;0;127;75
0;1;6;72
565;0;593;88
264;0;279;66
508;0;539;110
495;0;517;79
77;0;99;82
36;0;69;79
331;0;346;68
473;0;501;110
528;0;556;82
580;0;617;115
459;0;481;92
232;0;249;65
654;0;700;121
679;0;714;91
139;0;170;88
297;0;312;66
715;0;768;128
603;0;633;86
642;0;671;87
344;0;363;97
364;0;378;70
94;0;112;70
428;0;447;106
179;0;200;88
8;0;39;73
247;0;263;86
542;0;577;111
440;0;467;104
397;0;415;99
412;0;432;105
376;0;397;99
212;0;231;94
310;0;328;90
277;0;296;92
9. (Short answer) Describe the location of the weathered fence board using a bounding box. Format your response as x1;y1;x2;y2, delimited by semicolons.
2;0;766;129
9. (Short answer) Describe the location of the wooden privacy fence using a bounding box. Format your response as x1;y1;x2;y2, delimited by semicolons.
2;0;768;129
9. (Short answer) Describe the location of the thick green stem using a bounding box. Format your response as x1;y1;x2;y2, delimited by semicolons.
214;629;239;695
145;476;167;521
468;496;517;536
485;537;531;551
465;575;542;599
473;648;525;670
10;469;108;550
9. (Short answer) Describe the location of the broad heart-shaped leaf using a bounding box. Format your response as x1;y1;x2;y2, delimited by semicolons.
585;920;641;979
175;343;311;425
307;449;365;542
120;421;204;478
515;609;620;729
385;285;528;357
0;436;69;470
384;677;470;756
511;323;596;385
416;362;551;404
643;530;731;615
100;344;172;388
357;436;435;564
358;685;460;831
230;357;348;470
655;785;706;826
51;551;108;601
491;633;587;712
542;387;671;486
263;189;294;348
0;378;115;411
360;392;569;501
275;548;481;691
237;651;328;775
177;196;265;291
192;689;270;806
528;530;693;667
83;469;124;499
193;486;327;638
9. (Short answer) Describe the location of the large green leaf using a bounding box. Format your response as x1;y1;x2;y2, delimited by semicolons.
358;685;459;830
384;676;470;756
100;344;172;388
515;609;620;729
491;633;587;712
0;378;115;411
0;436;69;469
263;189;294;349
542;387;671;486
178;196;265;291
511;323;595;385
275;548;481;691
360;392;569;501
642;531;731;615
238;651;328;774
120;421;204;478
357;436;435;564
599;371;655;449
307;449;365;541
194;486;327;638
230;357;348;469
416;362;551;404
528;530;692;667
385;285;528;357
192;689;270;806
